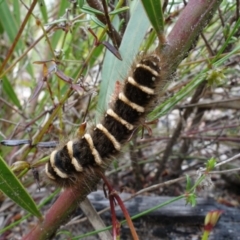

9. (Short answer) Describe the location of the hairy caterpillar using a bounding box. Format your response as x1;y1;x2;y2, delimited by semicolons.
45;54;161;187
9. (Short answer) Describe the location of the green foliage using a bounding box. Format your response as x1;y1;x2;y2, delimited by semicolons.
205;157;217;172
185;193;197;207
0;0;23;52
0;155;41;218
0;0;239;239
185;174;192;192
0;188;60;235
140;0;164;34
81;5;105;15
206;68;225;87
2;76;21;108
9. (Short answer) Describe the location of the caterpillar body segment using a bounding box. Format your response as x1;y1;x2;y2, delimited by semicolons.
106;109;134;131
46;54;161;187
127;77;155;95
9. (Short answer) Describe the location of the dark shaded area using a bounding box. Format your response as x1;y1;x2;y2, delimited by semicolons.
73;191;240;240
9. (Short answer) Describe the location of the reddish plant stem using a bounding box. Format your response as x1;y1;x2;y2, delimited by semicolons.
101;173;139;240
109;195;118;240
23;188;80;240
23;172;102;240
159;0;222;71
113;192;139;240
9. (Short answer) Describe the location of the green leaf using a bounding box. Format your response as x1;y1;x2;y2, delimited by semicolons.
81;5;104;15
13;0;21;26
38;0;48;23
89;44;104;67
51;1;70;49
0;155;42;218
205;157;216;172
185;193;197;207
0;19;4;34
206;68;225;87
97;0;150;118
109;6;130;15
140;0;164;34
0;0;23;52
214;16;240;60
2;76;21;109
78;0;85;8
91;16;106;29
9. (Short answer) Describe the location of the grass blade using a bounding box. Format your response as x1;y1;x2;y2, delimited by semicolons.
0;0;23;52
38;0;48;23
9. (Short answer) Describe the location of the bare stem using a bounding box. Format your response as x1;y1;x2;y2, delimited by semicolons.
159;0;222;72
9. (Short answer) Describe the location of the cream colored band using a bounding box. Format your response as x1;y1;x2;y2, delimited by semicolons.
127;77;154;95
84;134;102;165
50;150;69;178
67;141;83;172
96;124;121;151
45;163;56;180
136;63;159;77
119;92;144;112
106;109;134;130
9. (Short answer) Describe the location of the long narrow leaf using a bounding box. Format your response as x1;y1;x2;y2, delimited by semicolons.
0;0;23;52
38;0;48;23
109;6;130;15
2;76;21;109
13;0;21;26
97;1;150;117
0;155;42;218
141;0;164;34
81;5;105;15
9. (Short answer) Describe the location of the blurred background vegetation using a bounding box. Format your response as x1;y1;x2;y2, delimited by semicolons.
0;0;239;239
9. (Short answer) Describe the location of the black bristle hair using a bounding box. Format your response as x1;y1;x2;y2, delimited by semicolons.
45;54;161;187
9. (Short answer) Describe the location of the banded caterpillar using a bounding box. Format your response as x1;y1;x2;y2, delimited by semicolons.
45;54;161;187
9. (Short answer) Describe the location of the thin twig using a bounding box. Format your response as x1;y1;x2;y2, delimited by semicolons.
0;0;38;74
